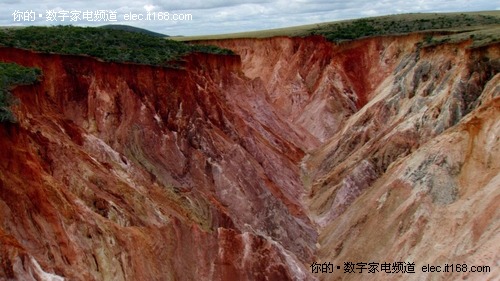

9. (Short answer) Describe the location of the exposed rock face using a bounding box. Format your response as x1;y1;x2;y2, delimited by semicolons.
1;33;499;281
0;49;317;280
212;36;499;280
203;35;419;142
303;42;500;281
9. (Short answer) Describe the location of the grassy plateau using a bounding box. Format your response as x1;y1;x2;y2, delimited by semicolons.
173;11;500;47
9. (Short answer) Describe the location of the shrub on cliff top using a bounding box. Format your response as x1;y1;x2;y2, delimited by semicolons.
0;26;234;66
310;13;500;42
0;62;41;123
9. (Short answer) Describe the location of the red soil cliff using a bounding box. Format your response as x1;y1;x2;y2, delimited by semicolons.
1;33;499;281
0;48;317;280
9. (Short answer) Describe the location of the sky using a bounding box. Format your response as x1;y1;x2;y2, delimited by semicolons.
3;0;500;36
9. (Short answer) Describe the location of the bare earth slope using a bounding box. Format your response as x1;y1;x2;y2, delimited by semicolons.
1;31;499;280
201;35;500;280
0;49;318;280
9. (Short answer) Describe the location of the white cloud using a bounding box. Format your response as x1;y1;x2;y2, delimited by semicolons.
144;4;155;12
0;0;498;36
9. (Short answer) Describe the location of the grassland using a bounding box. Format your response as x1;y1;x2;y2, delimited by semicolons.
173;11;500;47
0;26;233;67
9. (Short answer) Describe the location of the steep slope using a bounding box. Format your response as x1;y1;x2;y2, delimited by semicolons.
0;29;499;281
305;41;500;281
0;49;318;280
201;35;421;142
207;35;499;280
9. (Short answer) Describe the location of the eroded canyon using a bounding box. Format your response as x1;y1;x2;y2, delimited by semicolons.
0;31;499;281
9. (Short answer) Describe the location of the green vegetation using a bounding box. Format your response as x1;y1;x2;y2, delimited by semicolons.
174;11;500;47
0;62;41;122
99;24;168;37
309;13;500;42
0;25;234;66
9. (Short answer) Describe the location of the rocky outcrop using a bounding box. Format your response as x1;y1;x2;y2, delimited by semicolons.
201;35;422;142
0;48;317;280
304;41;500;280
1;32;499;281
204;36;500;280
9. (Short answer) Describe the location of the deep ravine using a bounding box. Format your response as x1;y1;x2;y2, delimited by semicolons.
205;35;500;280
1;33;499;281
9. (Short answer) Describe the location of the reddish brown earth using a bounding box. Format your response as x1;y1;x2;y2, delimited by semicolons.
0;33;499;281
0;49;317;280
